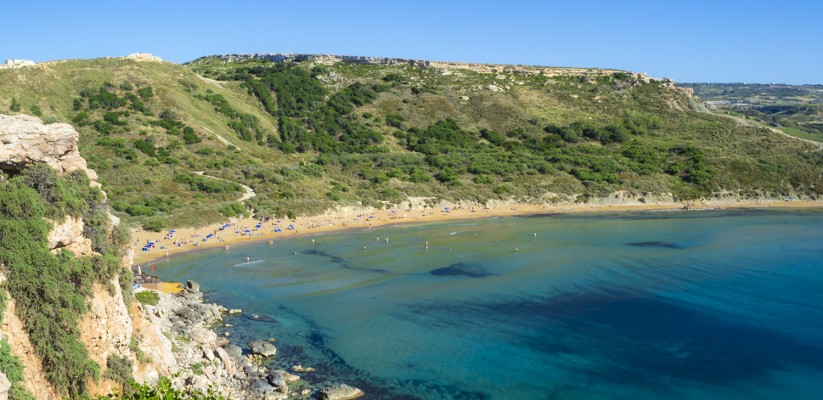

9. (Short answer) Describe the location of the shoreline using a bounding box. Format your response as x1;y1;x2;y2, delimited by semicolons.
131;198;823;266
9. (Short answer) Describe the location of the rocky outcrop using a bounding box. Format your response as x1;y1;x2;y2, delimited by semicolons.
0;113;182;398
123;53;164;63
191;53;628;78
0;296;60;399
0;114;96;180
46;215;94;256
0;371;10;400
77;277;134;396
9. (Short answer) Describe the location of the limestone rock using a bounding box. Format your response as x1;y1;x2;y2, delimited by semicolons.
0;371;10;400
292;364;316;373
0;114;94;177
248;340;277;357
124;53;164;63
47;215;94;255
318;384;364;400
213;347;237;375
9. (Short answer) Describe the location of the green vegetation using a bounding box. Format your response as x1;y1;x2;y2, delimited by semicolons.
129;336;151;364
682;83;823;142
134;290;159;306
0;292;36;400
0;165;131;397
103;354;134;390
1;56;821;229
95;376;225;399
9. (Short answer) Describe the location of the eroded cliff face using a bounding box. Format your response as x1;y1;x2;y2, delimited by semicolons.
0;114;95;180
0;114;177;398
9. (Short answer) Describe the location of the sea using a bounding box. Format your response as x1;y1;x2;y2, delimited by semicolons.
153;209;823;399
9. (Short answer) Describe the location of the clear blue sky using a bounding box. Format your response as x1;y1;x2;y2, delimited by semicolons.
4;1;821;84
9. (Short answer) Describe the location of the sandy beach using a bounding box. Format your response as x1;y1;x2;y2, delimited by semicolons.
131;198;823;266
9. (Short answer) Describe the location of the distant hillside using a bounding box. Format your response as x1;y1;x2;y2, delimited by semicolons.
2;55;822;230
680;82;823;142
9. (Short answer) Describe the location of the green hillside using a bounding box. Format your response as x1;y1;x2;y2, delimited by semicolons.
2;56;822;229
680;83;823;142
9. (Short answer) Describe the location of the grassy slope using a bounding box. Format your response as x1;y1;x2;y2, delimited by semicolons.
2;57;822;229
682;83;823;142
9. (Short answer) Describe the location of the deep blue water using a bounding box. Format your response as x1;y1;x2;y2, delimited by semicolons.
153;209;823;399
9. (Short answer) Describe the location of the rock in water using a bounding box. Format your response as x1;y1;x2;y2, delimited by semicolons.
186;280;201;292
248;339;277;357
318;384;364;400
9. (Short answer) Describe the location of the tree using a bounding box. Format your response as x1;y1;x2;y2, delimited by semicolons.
10;98;20;112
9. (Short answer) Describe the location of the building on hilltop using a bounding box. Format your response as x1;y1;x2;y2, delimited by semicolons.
2;59;36;68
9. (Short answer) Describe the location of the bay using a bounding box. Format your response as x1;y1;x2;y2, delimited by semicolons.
153;209;823;399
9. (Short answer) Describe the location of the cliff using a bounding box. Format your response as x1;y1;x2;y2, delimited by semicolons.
0;114;177;398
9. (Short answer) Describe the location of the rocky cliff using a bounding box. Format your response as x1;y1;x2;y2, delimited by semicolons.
0;114;177;398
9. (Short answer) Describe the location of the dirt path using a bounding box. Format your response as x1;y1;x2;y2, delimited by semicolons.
714;112;823;151
193;171;256;202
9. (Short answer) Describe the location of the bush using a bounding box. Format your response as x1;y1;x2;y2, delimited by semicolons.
1;173;105;397
30;105;43;116
143;218;165;232
10;98;20;112
218;202;247;218
134;291;159;306
0;339;36;400
103;354;134;388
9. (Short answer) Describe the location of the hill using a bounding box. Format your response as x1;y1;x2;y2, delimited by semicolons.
680;82;823;142
2;54;822;230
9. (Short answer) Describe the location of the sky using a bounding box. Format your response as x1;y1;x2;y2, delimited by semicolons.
3;1;821;84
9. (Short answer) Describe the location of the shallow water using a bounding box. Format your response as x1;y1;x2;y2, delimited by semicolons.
154;209;823;399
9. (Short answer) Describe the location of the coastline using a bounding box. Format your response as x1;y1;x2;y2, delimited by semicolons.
131;197;823;266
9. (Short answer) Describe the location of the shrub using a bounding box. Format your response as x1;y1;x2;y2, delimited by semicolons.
142;218;165;232
0;339;35;400
218;202;247;218
103;354;134;388
134;291;159;306
10;98;20;112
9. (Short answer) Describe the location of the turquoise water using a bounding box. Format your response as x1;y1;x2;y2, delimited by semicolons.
153;209;823;399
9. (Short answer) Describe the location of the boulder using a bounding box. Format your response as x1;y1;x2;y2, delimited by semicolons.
250;379;273;394
248;339;277;357
226;344;243;360
185;374;211;394
189;327;217;344
213;347;236;375
318;384;364;400
267;370;285;388
186;280;200;292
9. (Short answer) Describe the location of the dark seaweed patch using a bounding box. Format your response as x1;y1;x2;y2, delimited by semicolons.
303;249;389;273
625;241;682;249
430;263;492;278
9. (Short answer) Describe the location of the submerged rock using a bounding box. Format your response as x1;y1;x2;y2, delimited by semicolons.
291;364;316;373
318;384;365;400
